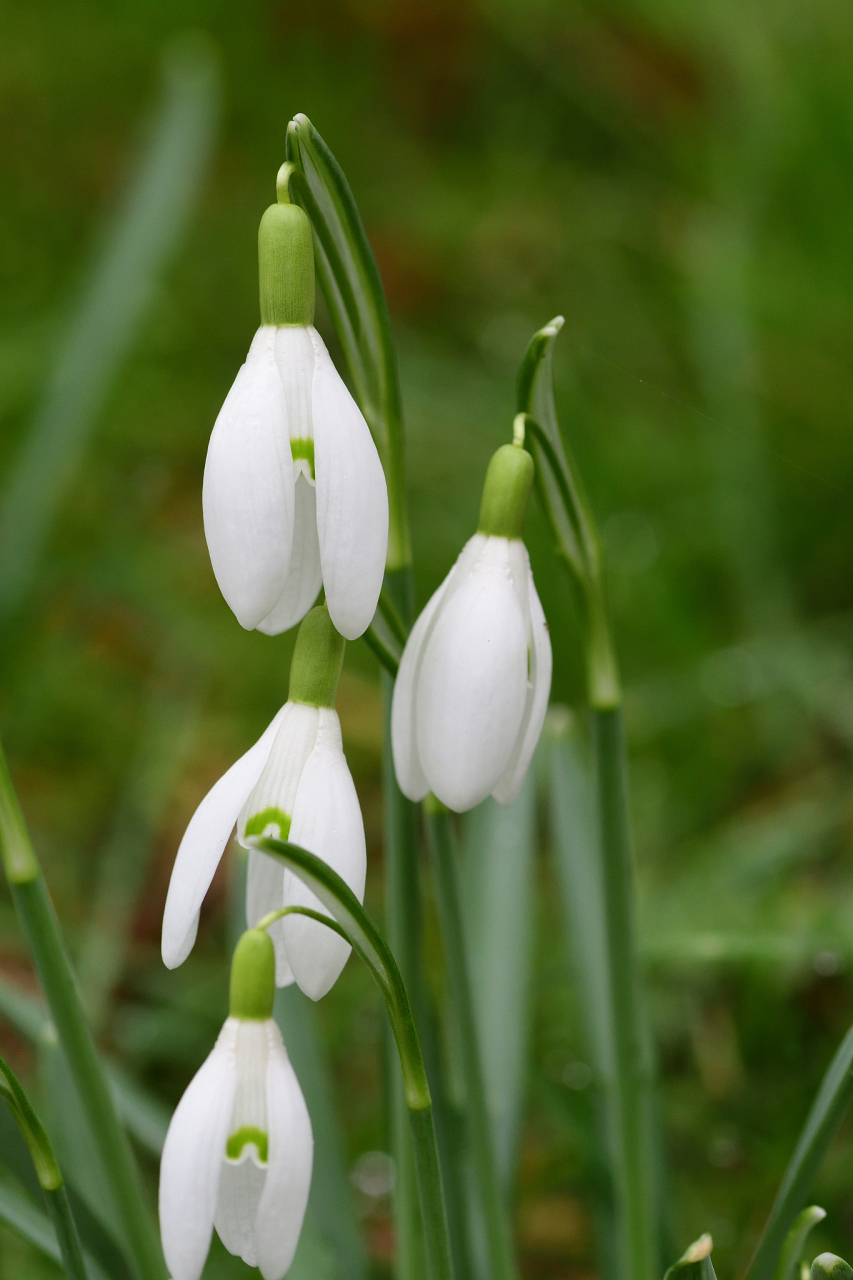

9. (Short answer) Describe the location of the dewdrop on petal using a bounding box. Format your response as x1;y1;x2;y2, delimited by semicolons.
159;928;313;1280
202;165;388;640
392;420;552;812
161;605;366;1000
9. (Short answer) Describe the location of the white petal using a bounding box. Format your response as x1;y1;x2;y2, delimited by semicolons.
391;535;489;801
417;538;528;812
274;326;315;443
237;703;319;844
214;1020;271;1268
203;327;295;630
391;583;448;802
492;553;552;806
246;850;294;987
159;1019;238;1280
162;705;289;969
256;477;322;636
283;709;366;1000
215;1159;265;1268
255;1022;313;1280
310;328;388;640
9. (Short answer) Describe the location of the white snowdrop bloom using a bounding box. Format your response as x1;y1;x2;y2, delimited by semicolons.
161;607;366;1000
159;930;313;1280
202;188;388;641
392;442;552;812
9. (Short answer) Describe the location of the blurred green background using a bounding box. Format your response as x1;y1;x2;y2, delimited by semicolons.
2;0;853;1276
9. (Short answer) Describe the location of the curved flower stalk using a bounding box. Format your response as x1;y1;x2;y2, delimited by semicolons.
392;426;552;812
162;605;366;1000
203;166;388;641
159;928;313;1280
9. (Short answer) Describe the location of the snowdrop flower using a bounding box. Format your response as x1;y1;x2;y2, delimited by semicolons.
162;605;365;1000
159;928;313;1280
203;168;388;641
392;432;551;812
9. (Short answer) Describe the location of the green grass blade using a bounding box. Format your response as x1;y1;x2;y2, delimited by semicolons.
745;1025;853;1280
461;772;536;1192
0;972;170;1159
0;35;220;618
284;115;411;570
77;650;203;1032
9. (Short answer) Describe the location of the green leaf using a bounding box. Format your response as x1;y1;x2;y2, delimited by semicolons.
0;972;170;1158
284;114;411;570
776;1207;826;1280
516;319;618;708
745;1024;853;1280
664;1235;717;1280
461;769;536;1191
0;35;220;619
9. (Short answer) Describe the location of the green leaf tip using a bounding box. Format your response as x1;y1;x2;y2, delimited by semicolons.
776;1206;827;1280
664;1235;717;1280
811;1257;853;1280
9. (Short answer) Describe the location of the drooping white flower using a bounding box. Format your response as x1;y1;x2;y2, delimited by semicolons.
162;606;365;1001
202;192;388;641
392;442;552;812
160;932;313;1280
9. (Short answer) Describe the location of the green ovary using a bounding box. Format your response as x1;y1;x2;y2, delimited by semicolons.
291;437;315;480
226;1126;268;1164
244;807;291;840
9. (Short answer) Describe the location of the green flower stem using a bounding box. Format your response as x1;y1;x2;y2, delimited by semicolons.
0;739;166;1280
250;833;453;1280
424;806;519;1280
44;1184;89;1280
364;622;401;678
592;706;659;1280
380;567;427;1280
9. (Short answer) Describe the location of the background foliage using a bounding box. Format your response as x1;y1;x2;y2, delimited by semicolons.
2;0;853;1276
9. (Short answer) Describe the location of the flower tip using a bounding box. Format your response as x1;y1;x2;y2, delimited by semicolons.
543;315;565;336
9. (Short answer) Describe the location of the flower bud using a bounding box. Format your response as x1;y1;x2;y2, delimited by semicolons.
229;929;276;1021
392;428;551;812
477;442;534;539
258;167;315;327
287;604;345;708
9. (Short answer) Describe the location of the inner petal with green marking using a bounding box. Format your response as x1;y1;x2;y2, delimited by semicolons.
290;437;315;483
243;807;291;840
226;1125;268;1165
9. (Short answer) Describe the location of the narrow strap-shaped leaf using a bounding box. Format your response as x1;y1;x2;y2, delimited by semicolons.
776;1207;826;1280
249;834;452;1280
745;1024;853;1280
0;37;220;620
284;115;411;570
